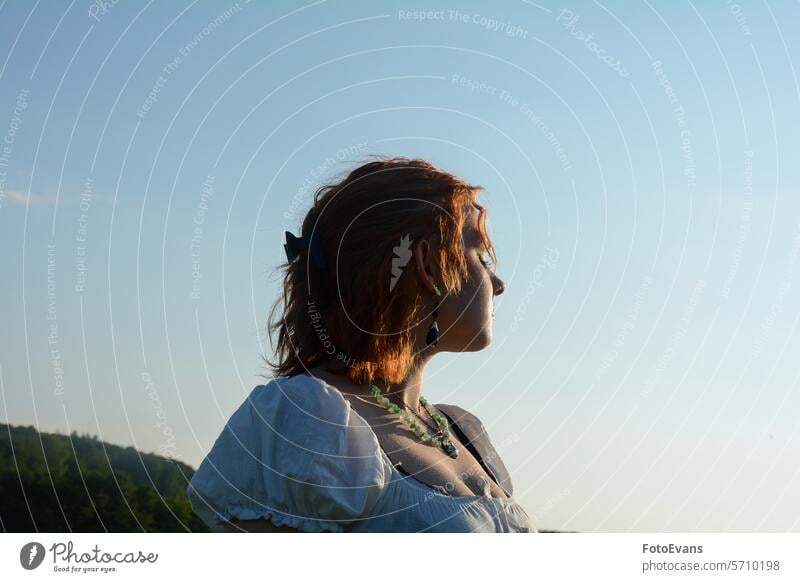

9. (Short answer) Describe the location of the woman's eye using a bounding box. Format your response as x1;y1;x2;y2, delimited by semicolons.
479;252;493;270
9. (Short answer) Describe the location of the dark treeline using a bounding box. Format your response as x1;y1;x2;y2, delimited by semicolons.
0;423;208;532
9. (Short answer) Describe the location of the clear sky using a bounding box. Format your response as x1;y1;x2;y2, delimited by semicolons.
1;0;799;533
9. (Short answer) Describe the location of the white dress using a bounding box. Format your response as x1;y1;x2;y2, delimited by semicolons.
187;373;535;532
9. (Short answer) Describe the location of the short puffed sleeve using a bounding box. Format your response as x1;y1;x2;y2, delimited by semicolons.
186;374;392;532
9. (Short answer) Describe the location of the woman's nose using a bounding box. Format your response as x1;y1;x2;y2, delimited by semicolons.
492;273;505;296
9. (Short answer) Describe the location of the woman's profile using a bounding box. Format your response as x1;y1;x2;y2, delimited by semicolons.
187;156;535;532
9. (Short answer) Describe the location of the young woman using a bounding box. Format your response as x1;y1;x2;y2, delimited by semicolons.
187;156;535;532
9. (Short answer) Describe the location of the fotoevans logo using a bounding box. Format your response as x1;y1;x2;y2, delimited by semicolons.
20;542;46;570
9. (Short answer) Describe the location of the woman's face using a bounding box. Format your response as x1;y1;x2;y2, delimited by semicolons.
433;206;506;352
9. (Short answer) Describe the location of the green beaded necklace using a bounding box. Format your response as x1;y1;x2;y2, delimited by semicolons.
368;384;460;459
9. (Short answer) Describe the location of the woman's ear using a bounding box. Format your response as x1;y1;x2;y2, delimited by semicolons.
414;239;438;294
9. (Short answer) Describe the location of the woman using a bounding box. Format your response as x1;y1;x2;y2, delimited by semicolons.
187;156;535;532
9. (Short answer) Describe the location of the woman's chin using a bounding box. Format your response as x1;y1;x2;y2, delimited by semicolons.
463;327;492;351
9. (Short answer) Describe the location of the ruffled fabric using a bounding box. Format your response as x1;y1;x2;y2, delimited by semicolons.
187;375;392;532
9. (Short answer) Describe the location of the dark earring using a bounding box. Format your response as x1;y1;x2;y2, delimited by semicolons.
426;283;443;347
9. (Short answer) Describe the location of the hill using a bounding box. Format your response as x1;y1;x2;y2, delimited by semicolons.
0;423;208;532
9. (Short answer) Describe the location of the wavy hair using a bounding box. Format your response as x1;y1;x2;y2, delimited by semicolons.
261;155;497;388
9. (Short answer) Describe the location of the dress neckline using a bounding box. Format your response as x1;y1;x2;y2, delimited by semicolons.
298;373;517;504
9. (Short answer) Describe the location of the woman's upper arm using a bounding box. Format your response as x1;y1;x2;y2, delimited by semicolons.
187;377;390;533
223;517;306;533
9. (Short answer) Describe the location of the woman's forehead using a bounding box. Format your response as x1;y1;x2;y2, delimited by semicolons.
463;205;482;244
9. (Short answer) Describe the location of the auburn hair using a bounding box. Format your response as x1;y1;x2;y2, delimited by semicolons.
261;155;497;388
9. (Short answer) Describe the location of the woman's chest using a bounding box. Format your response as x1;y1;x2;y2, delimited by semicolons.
339;389;511;499
371;421;509;499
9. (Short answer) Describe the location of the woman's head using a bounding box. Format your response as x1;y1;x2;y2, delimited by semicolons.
264;155;505;387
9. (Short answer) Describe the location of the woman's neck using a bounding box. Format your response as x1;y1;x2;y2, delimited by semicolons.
309;354;433;415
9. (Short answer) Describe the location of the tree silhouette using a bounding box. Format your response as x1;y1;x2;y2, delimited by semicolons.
0;424;208;532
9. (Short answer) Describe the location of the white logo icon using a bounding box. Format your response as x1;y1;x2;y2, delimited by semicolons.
389;234;414;293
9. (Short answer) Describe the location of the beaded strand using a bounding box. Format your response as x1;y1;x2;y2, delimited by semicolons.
368;384;459;458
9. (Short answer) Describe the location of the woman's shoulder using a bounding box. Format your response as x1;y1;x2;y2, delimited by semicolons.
241;372;383;455
251;372;345;410
433;403;494;445
248;372;351;423
187;373;393;532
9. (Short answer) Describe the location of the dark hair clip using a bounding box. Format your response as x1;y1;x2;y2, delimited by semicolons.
283;209;328;272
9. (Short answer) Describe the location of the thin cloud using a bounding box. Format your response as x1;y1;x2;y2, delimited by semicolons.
1;190;59;207
0;189;104;209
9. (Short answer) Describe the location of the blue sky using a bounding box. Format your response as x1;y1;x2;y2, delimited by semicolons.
1;0;799;532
